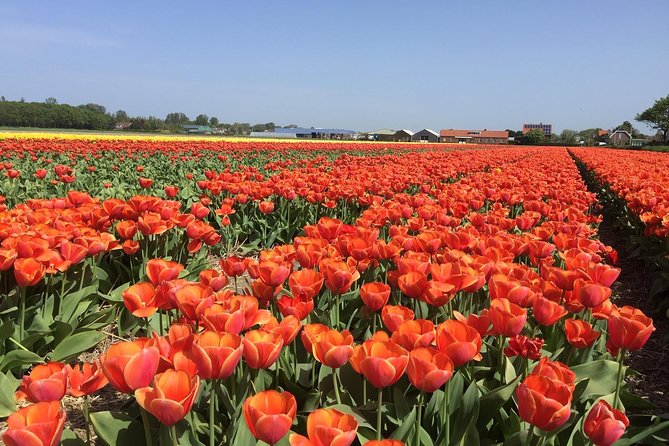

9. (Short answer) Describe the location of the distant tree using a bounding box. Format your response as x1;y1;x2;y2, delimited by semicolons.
209;116;219;127
45;97;57;104
521;129;545;145
505;129;522;138
284;124;298;128
165;112;190;125
79;103;107;115
19;97;25;103
636;94;669;142
194;114;209;126
0;96;5;102
559;129;578;145
113;110;130;122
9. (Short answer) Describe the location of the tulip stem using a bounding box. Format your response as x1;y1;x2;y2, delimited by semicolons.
414;391;424;446
527;425;535;445
371;312;377;336
171;425;179;446
333;368;342;404
442;380;450;442
18;286;26;342
376;386;383;440
83;395;91;446
140;407;153;446
613;349;627;410
362;376;367;405
497;335;506;373
209;379;217;446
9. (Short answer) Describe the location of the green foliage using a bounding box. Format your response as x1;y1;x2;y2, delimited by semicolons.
636;94;669;141
0;101;112;129
521;129;545;145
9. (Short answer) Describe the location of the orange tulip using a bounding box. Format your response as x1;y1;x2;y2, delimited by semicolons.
489;298;527;337
320;258;360;295
259;201;275;214
16;362;68;403
381;305;415;332
531;357;576;391
435;319;482;367
407;347;454;393
174;283;215;322
516;374;572;431
289;268;324;301
359;282;391;312
289;408;358;446
101;339;160;393
67;362;109;397
243;330;284;369
363;441;405;446
146;258;184;286
263;315;302;345
277;295;314;320
607;305;655;351
199;269;228;291
397;271;428;299
2;401;66;446
301;323;330;353
243;390;297;445
390;319;435;351
220;255;247;277
135;369;200;427
200;301;246;334
312;329;354;369
191;331;243;380
350;340;408;388
258;259;292;287
13;257;45;287
564;318;600;349
122;282;158;318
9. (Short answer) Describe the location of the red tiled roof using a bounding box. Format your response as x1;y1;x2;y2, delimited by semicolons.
440;129;509;138
597;129;609;137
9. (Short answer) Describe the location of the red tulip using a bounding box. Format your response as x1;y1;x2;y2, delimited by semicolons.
2;401;66;446
573;279;611;308
101;340;160;393
516;374;572;431
244;390;297;445
532;296;567;326
13;257;45;287
16;362;68;403
191;331;243;380
407;347;454;392
122;282;158;318
243;330;284;369
489;298;527;337
503;335;543;360
350;340;408;388
301;323;330;353
289;408;358;446
381;305;415;332
289;269;324;301
135;369;200;426
435;319;482;367
584;400;629;446
312;329;354;369
607;305;655;351
360;282;391;312
390;319;435;351
67;362;109;397
320;258;360;294
564;319;600;349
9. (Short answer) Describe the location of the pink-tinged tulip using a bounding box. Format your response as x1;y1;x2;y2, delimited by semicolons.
489;298;527;337
191;331;243;380
407;347;454;393
2;401;66;446
516;374;572;431
101;340;160;393
16;363;68;403
350;340;408;388
435;319;482;367
607;305;655;351
135;369;200;427
584;400;629;446
244;390;297;445
67;362;108;397
289;408;358;446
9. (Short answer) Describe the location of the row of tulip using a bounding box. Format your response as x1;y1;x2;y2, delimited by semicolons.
0;142;666;446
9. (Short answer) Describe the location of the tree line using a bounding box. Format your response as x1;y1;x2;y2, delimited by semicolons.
0;97;289;134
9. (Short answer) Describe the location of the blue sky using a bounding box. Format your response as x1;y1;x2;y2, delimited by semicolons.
1;1;668;133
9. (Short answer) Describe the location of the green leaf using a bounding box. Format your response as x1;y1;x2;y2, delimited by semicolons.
571;359;620;397
90;411;146;446
0;371;18;417
0;349;44;372
616;420;669;446
60;428;87;446
390;406;416;441
451;380;480;445
477;375;521;428
50;330;106;362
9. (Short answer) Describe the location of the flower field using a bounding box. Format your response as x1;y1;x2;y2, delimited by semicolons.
0;135;667;446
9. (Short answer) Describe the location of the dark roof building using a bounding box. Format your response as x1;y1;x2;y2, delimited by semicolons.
369;129;396;141
182;125;212;134
440;129;509;144
393;129;414;142
411;129;439;143
272;128;356;139
522;123;552;137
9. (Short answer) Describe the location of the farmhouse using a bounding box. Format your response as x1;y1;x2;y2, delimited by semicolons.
411;129;439;143
271;128;356;139
439;129;509;144
393;129;414;142
182;125;212;134
369;129;396;141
